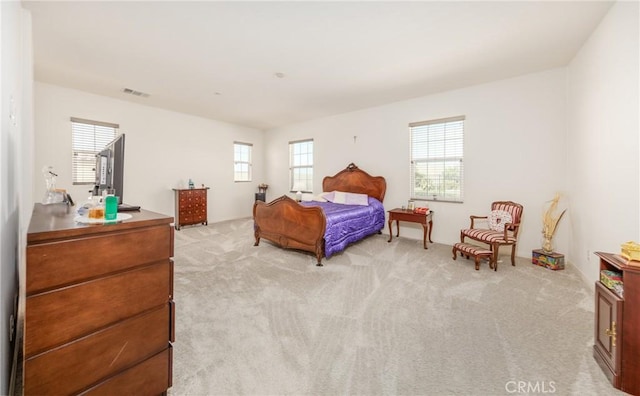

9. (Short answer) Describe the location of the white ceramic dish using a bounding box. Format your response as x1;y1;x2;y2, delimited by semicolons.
74;213;133;224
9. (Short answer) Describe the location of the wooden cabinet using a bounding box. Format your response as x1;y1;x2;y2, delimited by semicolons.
173;187;209;230
22;203;174;395
593;252;640;395
594;281;622;387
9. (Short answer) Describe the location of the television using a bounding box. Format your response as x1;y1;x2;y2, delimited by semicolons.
93;133;125;205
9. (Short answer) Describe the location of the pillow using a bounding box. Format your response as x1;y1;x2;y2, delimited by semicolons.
333;191;369;206
488;210;513;232
333;191;348;204
321;191;336;202
311;194;327;202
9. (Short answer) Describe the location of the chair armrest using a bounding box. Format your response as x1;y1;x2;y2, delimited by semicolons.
469;215;487;229
503;222;521;240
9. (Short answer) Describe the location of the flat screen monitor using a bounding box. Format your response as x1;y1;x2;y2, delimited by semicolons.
94;133;125;205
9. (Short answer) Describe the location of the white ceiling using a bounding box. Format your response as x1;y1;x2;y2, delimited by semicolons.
23;1;613;130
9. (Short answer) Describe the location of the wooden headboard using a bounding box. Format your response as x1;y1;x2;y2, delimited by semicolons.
322;163;386;202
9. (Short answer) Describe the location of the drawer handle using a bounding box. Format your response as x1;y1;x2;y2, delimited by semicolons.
605;321;617;347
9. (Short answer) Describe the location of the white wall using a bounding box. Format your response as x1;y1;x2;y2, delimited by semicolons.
33;82;265;221
265;69;569;260
28;1;639;286
1;3;33;393
567;1;640;281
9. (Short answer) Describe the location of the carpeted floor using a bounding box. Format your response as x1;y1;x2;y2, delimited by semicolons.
168;218;621;396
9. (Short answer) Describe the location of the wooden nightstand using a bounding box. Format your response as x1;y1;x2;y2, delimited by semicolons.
387;208;433;249
593;251;640;395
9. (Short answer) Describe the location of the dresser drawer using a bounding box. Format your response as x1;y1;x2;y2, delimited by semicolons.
180;189;204;199
25;304;171;395
178;207;205;221
81;347;172;396
25;261;173;357
27;225;173;294
182;206;203;214
184;189;205;198
179;206;194;215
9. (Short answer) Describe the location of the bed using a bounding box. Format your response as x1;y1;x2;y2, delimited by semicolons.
252;163;386;266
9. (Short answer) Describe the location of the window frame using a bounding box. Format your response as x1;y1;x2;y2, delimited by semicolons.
233;141;253;182
289;139;314;192
409;116;465;203
71;117;119;185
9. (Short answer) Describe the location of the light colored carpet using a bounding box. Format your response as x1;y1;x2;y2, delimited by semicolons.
168;218;621;396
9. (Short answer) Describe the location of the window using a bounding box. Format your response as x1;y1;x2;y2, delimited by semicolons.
289;139;313;192
234;142;252;182
410;116;464;202
71;117;118;185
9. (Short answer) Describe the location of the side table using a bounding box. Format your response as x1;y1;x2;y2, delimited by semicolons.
387;208;433;249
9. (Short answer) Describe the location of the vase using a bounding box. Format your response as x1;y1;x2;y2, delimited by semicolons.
542;236;554;254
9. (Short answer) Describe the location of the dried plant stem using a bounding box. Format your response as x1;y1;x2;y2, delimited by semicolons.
542;193;566;239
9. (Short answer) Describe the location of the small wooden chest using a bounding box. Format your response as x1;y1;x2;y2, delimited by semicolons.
532;249;565;270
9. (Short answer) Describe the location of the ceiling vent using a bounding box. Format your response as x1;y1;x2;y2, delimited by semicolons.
122;88;150;98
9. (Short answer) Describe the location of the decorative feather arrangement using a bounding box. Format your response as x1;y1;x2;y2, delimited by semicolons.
542;193;566;252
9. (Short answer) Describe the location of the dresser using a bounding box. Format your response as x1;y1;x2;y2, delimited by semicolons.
593;251;640;395
22;203;174;395
173;187;209;230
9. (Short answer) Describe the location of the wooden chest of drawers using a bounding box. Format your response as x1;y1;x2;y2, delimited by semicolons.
22;204;175;395
173;187;209;230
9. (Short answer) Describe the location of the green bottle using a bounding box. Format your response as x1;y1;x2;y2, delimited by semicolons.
105;194;118;221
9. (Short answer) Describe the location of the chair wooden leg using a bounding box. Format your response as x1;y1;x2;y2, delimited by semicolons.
511;244;516;266
492;244;499;271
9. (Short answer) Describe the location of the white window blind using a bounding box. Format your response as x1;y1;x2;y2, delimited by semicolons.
410;116;464;202
234;142;252;182
71;117;119;185
289;139;313;192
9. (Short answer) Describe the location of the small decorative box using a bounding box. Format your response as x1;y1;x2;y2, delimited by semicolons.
413;207;429;215
532;249;565;270
621;241;640;265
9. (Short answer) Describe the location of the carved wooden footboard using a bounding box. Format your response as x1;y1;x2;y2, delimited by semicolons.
253;163;386;266
253;195;326;265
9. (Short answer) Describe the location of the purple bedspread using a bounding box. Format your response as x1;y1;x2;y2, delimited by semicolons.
301;197;385;258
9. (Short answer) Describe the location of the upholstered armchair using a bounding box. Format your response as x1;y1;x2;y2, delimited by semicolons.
460;201;524;268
